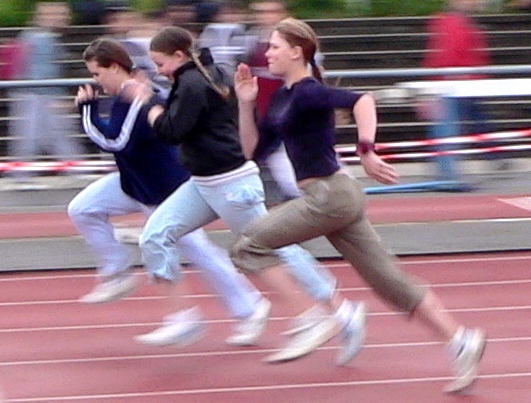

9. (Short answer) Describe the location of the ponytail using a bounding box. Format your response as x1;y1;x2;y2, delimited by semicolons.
309;58;323;83
190;52;231;101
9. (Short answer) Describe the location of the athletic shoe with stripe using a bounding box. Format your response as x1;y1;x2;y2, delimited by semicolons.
445;327;487;394
336;301;367;366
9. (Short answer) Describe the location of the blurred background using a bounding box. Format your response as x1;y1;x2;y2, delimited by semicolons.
0;0;530;270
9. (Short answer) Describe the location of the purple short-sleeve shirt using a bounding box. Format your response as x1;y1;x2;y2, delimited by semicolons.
257;77;362;181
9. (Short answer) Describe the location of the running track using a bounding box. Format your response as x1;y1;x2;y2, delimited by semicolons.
1;192;531;402
0;252;530;402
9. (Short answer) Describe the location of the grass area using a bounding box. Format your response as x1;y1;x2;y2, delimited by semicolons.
0;0;520;27
0;0;34;26
290;0;446;18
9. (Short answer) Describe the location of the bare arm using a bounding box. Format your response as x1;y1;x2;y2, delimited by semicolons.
353;93;399;185
234;63;260;159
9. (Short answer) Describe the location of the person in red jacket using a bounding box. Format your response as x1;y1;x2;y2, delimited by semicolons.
423;0;490;77
421;0;501;185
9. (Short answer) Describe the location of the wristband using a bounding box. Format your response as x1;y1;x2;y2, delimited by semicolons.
356;141;376;156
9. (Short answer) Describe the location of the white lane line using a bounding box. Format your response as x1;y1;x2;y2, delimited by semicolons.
0;305;529;333
1;253;531;282
5;371;531;402
1;278;530;307
371;216;531;226
0;335;529;367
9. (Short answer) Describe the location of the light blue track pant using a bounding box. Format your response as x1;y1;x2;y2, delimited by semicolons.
140;161;336;303
67;172;260;318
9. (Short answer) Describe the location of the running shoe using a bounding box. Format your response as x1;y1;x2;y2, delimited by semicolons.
226;298;272;346
445;327;487;394
336;301;367;366
78;274;138;304
264;315;339;363
282;304;328;336
135;308;206;347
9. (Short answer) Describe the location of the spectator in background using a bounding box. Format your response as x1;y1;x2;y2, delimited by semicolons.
244;0;289;119
164;0;220;35
197;0;249;67
241;0;302;202
71;0;106;25
103;2;171;97
8;1;84;188
420;0;503;186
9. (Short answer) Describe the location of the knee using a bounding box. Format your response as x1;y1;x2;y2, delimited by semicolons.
138;229;154;251
230;235;281;274
67;198;92;224
230;235;256;274
139;225;169;253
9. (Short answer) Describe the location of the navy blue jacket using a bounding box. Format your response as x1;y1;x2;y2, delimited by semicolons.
79;92;190;205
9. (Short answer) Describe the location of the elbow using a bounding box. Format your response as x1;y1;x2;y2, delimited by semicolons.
353;93;376;115
358;92;376;106
242;147;255;160
239;136;258;160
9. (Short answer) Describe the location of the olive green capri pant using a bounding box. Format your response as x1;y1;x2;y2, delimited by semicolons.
231;171;426;313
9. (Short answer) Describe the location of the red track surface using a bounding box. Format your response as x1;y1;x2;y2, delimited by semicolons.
0;254;530;402
2;193;531;239
1;194;530;402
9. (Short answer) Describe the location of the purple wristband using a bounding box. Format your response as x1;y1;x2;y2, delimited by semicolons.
356;141;376;155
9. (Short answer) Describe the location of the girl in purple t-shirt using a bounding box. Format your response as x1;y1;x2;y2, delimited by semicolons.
233;17;486;394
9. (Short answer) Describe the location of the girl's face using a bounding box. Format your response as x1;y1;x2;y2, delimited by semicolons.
85;60;122;95
150;50;186;82
265;30;300;77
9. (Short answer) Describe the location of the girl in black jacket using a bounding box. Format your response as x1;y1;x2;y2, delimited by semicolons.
134;26;362;364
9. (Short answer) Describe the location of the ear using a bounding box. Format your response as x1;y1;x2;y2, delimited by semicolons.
290;45;304;62
110;62;121;74
174;50;187;61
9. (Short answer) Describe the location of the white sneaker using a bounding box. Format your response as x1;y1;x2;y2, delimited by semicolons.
135;309;206;347
336;301;367;366
78;275;138;304
226;298;272;346
264;315;339;363
282;304;328;336
444;328;487;394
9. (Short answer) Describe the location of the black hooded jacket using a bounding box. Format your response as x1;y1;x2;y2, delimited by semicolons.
153;48;246;176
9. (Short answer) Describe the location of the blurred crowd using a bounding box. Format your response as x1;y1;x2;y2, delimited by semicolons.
0;0;291;187
72;0;293;70
0;0;523;189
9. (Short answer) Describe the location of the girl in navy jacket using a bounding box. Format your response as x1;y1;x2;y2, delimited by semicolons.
69;39;267;347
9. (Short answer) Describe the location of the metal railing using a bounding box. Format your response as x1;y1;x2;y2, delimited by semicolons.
0;64;530;89
0;65;529;173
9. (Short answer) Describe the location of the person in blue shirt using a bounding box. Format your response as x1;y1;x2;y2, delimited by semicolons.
233;17;486;393
8;1;83;187
69;38;271;347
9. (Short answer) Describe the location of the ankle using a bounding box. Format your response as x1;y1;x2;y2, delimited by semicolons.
447;326;466;355
335;299;354;325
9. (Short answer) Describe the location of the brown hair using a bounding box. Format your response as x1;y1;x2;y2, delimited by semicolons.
82;38;134;73
274;17;322;82
150;26;230;100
